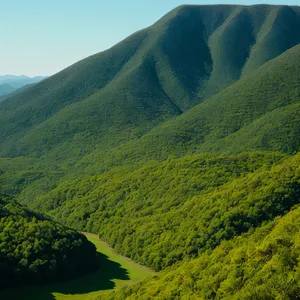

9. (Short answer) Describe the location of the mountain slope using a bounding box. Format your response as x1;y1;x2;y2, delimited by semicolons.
105;202;300;299
1;5;300;163
1;5;300;298
83;43;300;172
28;151;300;272
209;102;300;154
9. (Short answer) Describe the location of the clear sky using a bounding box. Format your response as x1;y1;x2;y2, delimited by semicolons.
1;0;299;77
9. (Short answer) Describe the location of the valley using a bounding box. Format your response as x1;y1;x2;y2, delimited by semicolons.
1;3;300;299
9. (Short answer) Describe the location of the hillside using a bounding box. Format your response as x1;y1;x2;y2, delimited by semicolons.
105;203;300;299
1;4;300;299
26;152;300;272
0;192;99;289
73;43;300;174
1;19;300;211
1;5;300;163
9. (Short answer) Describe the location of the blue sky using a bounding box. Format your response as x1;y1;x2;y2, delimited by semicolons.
1;0;299;76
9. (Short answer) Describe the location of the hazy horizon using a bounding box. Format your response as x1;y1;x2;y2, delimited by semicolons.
0;74;46;78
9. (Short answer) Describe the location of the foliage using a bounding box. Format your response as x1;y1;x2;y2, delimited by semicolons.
84;43;300;173
0;4;300;299
29;151;300;272
105;204;300;299
0;234;153;300
0;192;99;289
1;5;300;168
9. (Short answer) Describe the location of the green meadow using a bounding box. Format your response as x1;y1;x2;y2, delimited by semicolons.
0;234;154;300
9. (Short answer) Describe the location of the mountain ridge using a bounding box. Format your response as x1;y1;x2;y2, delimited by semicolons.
70;43;300;173
0;74;46;102
1;4;300;162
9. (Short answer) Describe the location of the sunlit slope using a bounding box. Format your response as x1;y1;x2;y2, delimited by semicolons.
28;152;300;273
209;102;300;154
105;201;300;299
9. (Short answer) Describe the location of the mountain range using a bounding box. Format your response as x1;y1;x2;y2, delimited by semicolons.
0;74;46;101
1;4;300;299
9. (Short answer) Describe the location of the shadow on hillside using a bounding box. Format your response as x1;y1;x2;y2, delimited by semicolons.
1;252;130;300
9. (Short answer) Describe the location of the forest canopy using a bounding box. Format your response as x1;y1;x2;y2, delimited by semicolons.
0;192;99;289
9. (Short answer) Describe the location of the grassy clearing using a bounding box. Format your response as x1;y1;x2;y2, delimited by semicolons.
0;233;154;300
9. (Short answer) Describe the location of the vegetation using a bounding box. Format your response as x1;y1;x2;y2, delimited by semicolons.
2;41;300;208
1;4;300;299
1;5;300;167
104;204;300;299
0;233;154;300
83;43;300;172
0;84;15;99
24;152;299;273
0;192;98;289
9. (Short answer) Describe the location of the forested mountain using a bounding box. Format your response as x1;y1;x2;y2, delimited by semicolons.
1;4;300;299
1;5;300;161
0;192;98;289
79;43;300;172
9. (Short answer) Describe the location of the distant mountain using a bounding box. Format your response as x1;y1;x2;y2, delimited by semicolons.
0;74;46;88
0;83;15;98
0;74;46;101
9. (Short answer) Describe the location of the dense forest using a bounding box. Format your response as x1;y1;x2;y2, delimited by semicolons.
104;204;300;299
1;4;300;299
29;152;291;271
0;192;98;289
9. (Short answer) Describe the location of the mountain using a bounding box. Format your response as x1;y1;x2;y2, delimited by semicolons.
1;4;300;298
0;83;15;97
0;74;46;88
1;5;300;162
92;43;300;170
0;75;46;101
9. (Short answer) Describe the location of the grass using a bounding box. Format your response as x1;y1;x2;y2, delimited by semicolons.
0;233;154;300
